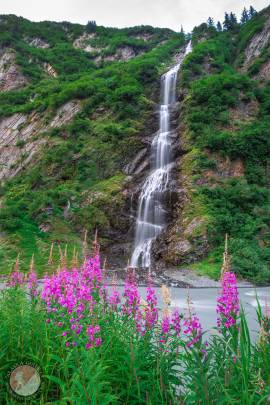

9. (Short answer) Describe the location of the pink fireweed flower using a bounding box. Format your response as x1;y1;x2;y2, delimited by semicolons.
144;285;158;330
146;285;157;307
161;314;170;335
160;313;171;344
95;337;102;347
109;290;121;309
41;253;104;348
217;272;239;329
86;324;102;348
122;276;140;317
82;255;103;290
183;314;202;348
171;310;181;336
134;308;144;335
27;270;38;296
7;271;25;288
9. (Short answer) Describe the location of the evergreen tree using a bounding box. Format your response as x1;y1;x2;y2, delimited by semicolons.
230;12;238;26
249;6;257;18
223;12;238;30
223;12;230;30
180;25;184;34
207;17;214;27
86;20;97;33
241;7;249;24
216;21;222;32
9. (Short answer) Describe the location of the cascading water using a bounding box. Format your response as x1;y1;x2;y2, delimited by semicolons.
131;42;192;268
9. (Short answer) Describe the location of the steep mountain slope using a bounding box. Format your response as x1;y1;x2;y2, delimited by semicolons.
0;8;270;284
0;15;185;272
158;6;270;283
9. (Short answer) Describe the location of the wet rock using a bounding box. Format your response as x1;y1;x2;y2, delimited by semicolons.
124;147;148;175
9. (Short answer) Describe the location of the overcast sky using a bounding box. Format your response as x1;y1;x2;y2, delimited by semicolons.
0;0;269;32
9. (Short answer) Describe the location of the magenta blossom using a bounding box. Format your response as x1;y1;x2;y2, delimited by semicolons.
160;313;171;344
217;272;239;329
122;276;140;317
171;310;181;336
183;314;202;348
27;270;38;296
86;324;101;349
144;285;158;330
108;290;121;309
7;271;25;288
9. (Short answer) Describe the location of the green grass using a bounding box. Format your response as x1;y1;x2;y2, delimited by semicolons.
187;255;222;280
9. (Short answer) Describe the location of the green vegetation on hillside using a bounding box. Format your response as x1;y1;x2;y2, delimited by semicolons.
0;15;185;273
180;7;270;283
0;7;270;283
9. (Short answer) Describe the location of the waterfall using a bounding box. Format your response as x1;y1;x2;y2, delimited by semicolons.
130;42;192;268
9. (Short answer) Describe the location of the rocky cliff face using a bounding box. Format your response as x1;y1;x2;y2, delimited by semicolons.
26;37;50;49
0;101;80;181
0;49;27;91
243;13;270;69
73;33;143;63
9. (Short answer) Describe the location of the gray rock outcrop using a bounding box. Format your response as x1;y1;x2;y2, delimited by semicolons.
0;49;27;92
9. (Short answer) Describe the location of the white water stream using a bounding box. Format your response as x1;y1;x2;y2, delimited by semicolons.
131;42;192;268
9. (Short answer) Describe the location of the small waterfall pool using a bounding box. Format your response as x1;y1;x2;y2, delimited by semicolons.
131;42;192;268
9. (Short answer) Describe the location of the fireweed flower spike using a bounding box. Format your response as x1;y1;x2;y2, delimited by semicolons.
27;270;38;296
7;255;25;288
7;270;25;288
108;273;120;309
41;249;105;349
171;309;181;336
122;270;140;317
160;308;171;344
144;281;158;331
216;271;239;329
183;292;203;348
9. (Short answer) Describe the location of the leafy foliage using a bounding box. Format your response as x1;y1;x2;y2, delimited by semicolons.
0;15;185;273
181;8;270;282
